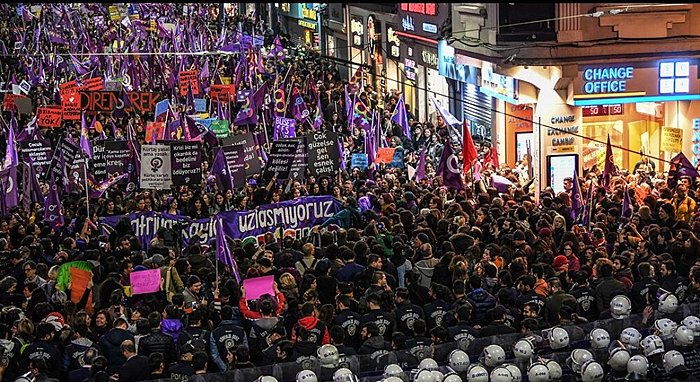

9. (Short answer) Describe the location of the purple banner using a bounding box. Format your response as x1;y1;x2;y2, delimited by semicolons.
99;196;343;249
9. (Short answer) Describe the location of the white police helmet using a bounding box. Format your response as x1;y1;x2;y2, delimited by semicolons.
662;350;685;373
490;366;513;382
610;295;632;319
588;328;611;349
431;370;444;382
297;370;318;382
414;369;434;382
658;293;679;314
567;349;594;374
318;344;340;367
580;360;604;382
674;325;695;347
448;349;470;372
654;318;678;340
620;327;642;349
544;359;563;381
641;335;665;357
334;368;355;382
505;364;522;382
513;338;535;360
627;355;649;376
384;364;405;379
608;347;631;372
443;374;462;382
385;378;404;382
549;327;570;350
419;358;439;371
682;315;700;336
257;377;279;382
527;362;550;382
479;344;506;367
466;364;489;382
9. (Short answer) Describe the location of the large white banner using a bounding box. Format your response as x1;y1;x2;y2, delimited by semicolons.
140;145;172;189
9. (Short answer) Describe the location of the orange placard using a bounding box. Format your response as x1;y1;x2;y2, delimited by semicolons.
83;77;104;91
210;84;236;103
69;268;94;314
178;70;200;96
374;147;396;164
2;93;25;111
37;106;64;128
145;122;164;142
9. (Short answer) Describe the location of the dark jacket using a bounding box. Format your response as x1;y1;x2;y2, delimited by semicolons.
117;354;150;382
21;340;62;378
479;322;516;337
543;290;578;325
138;328;176;365
358;335;391;356
594;276;628;314
99;328;135;374
466;288;496;325
394;302;424;335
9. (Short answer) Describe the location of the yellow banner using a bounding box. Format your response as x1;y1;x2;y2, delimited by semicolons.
661;126;683;153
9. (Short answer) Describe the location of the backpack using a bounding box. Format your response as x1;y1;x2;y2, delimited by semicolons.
300;259;318;276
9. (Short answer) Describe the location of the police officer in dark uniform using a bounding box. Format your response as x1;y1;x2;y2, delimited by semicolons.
405;319;432;360
659;260;689;303
333;295;362;350
630;262;659;314
569;270;598;322
210;305;248;372
424;283;450;330
20;323;62;379
516;275;545;312
447;305;479;352
168;343;196;382
177;310;210;366
393;287;424;336
361;294;394;342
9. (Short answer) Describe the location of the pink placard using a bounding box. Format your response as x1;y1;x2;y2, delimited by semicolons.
243;275;275;301
130;268;162;295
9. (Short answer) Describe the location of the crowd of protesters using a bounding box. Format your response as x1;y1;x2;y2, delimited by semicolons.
0;3;699;382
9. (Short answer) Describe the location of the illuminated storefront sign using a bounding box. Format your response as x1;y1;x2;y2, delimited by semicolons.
582;67;634;94
399;3;438;16
402;15;415;31
351;17;364;48
298;19;316;30
387;26;401;58
480;63;520;104
574;60;700;106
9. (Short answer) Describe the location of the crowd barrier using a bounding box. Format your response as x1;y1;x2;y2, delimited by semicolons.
150;302;700;382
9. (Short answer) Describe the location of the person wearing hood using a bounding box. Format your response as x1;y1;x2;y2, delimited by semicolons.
248;295;282;364
210;305;248;372
357;322;391;364
98;317;135;374
293;302;330;346
161;305;184;347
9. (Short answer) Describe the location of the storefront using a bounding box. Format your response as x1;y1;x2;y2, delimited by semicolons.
278;3;320;48
438;40;496;144
385;23;402;95
571;60;700;173
395;3;449;123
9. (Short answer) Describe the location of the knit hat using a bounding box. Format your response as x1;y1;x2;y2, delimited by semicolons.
553;255;568;270
416;232;430;244
538;227;552;237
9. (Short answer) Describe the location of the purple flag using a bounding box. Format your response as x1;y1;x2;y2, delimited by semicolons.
311;80;324;130
491;174;514;193
391;94;411;140
216;216;241;283
79;113;93;159
22;160;42;212
338;138;346;170
233;91;258;126
252;83;268;110
0;166;17;214
570;168;583;222
44;176;65;230
436;143;464;190
602;135;615;190
5;114;18;168
344;85;353;123
290;86;310;122
415;146;427;181
70;53;90;76
87;173;129;199
211;149;235;191
667;152;700;189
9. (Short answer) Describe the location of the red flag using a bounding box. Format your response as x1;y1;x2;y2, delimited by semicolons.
484;145;499;170
462;120;478;173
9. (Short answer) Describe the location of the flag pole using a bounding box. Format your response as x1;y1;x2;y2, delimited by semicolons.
83;155;90;217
